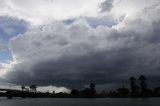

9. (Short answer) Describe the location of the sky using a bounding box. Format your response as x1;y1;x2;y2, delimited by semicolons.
0;0;160;92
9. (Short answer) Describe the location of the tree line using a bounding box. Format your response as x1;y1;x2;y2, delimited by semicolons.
70;75;160;98
1;75;160;98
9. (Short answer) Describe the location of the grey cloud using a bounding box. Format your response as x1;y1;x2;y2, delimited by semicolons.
4;2;160;88
63;16;118;28
6;47;136;88
100;0;114;12
85;16;118;28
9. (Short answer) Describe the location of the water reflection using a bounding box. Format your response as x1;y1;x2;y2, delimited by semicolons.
0;98;160;106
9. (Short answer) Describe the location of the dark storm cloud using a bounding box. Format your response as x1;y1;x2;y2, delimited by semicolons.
5;16;160;88
3;0;160;88
100;0;113;12
6;48;133;88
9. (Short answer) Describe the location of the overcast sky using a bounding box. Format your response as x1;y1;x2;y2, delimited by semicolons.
0;0;160;92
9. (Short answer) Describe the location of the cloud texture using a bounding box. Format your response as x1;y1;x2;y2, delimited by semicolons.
0;40;6;52
0;0;160;89
0;0;102;25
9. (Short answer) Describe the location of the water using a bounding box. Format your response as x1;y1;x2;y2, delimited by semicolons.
0;98;160;106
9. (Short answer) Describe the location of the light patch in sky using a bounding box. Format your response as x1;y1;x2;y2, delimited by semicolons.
111;0;160;20
0;84;70;93
0;16;27;41
37;86;70;93
0;0;103;25
0;49;13;63
0;39;7;52
0;0;158;26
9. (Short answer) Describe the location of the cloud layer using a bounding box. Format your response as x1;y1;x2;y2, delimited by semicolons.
0;0;103;25
0;0;160;89
5;5;160;88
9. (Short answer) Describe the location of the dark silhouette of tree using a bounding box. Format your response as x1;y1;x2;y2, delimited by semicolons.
71;89;80;96
153;87;160;97
117;86;129;97
0;76;159;98
129;77;139;96
6;91;13;99
52;91;55;94
82;88;90;97
29;85;37;92
21;85;26;91
139;75;148;96
82;83;96;98
109;91;118;97
89;83;96;98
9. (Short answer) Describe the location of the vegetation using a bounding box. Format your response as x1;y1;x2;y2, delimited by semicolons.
1;75;160;99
